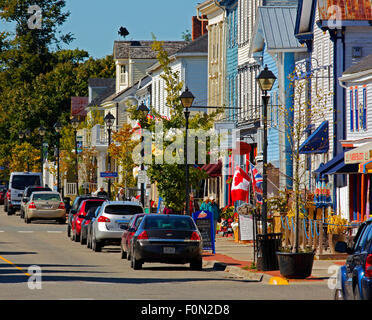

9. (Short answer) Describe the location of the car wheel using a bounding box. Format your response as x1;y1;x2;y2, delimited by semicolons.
58;218;66;224
74;232;80;242
190;259;203;271
87;231;91;248
131;249;142;270
7;208;14;216
353;284;362;300
92;238;102;252
126;246;131;261
334;289;344;300
67;224;71;238
80;232;86;245
20;210;24;219
25;214;31;224
120;245;127;259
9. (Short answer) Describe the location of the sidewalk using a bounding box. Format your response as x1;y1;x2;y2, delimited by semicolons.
202;235;346;284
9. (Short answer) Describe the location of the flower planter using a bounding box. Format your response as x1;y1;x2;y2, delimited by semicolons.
276;251;315;279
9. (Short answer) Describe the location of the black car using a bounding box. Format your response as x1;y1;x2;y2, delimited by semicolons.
67;194;108;238
129;214;203;270
20;185;52;219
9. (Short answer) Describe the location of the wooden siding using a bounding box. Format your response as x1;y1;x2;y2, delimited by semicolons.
318;0;372;20
345;27;372;69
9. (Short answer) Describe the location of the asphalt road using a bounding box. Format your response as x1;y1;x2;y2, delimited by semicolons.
0;206;334;300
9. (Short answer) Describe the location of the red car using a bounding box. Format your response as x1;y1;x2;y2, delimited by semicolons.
71;199;106;242
120;213;146;260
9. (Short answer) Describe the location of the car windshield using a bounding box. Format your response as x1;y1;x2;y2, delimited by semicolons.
33;193;60;201
12;175;41;190
105;205;143;215
143;216;195;230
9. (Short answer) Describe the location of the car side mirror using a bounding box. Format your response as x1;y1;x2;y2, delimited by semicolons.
128;227;136;233
335;241;349;253
22;198;28;203
70;209;77;215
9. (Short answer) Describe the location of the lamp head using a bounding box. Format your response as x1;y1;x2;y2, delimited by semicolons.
38;126;46;137
104;112;115;128
71;117;80;130
180;87;195;109
54;121;62;133
256;65;277;92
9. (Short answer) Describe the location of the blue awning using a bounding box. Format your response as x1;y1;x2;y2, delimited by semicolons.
326;161;359;175
299;121;329;154
313;151;344;175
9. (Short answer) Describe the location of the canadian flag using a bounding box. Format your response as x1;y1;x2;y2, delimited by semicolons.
231;166;251;202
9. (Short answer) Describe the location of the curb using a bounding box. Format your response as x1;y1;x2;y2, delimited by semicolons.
203;260;271;283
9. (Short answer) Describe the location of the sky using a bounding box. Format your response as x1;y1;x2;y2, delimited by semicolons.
0;0;202;59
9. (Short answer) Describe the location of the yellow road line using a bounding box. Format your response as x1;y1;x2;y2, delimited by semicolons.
0;255;31;277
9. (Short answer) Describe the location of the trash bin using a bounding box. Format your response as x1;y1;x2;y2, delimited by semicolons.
256;233;282;271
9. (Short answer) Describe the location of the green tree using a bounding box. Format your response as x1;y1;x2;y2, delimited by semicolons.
128;40;222;212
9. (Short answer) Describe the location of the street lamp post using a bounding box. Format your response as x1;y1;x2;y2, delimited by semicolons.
104;112;115;200
137;102;150;208
54;121;62;194
256;65;277;235
180;87;195;216
38;126;46;182
71;117;80;196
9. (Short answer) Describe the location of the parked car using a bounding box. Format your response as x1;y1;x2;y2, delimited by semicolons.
129;214;203;270
0;185;7;205
87;206;102;249
20;186;52;219
80;206;100;245
334;217;372;300
5;172;42;215
71;199;106;242
120;213;146;260
24;191;66;224
67;195;108;238
91;201;144;252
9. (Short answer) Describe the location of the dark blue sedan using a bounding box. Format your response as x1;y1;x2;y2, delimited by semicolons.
335;218;372;300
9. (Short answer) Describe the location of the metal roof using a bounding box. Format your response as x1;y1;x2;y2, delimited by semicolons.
253;6;305;53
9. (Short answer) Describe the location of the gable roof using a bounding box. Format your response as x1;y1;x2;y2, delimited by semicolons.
176;33;208;54
113;40;187;60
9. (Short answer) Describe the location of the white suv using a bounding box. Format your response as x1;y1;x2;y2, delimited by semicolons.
91;201;144;252
5;172;42;215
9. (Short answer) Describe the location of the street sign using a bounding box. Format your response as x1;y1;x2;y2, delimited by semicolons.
137;170;147;184
100;171;118;178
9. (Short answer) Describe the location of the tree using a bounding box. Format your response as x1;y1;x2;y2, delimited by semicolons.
108;124;137;190
127;40;222;212
279;64;333;253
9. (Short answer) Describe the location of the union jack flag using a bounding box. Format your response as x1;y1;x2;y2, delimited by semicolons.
249;162;263;204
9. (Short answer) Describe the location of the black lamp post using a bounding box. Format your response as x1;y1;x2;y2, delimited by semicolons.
54;121;62;194
38;126;46;182
256;65;277;235
137;102;149;207
104;112;115;200
71;117;80;196
180;87;195;216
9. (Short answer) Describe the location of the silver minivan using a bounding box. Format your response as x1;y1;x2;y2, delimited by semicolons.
5;172;42;215
91;201;143;252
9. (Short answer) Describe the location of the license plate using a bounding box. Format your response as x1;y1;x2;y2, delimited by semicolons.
42;205;52;209
163;247;175;254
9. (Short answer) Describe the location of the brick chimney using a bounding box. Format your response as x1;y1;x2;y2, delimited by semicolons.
192;16;208;41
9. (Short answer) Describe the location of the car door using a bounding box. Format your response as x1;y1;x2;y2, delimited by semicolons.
345;223;368;299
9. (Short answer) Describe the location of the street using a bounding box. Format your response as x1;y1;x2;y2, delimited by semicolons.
0;207;333;300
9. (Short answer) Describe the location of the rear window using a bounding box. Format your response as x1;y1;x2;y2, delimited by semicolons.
11;175;41;190
26;187;51;197
83;200;105;212
104;205;143;215
143;216;195;230
33;193;61;201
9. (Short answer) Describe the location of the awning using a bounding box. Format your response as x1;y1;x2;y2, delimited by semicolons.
313;151;344;175
299;121;329;154
345;142;372;164
201;160;222;177
232;141;252;155
359;159;372;173
314;150;358;175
